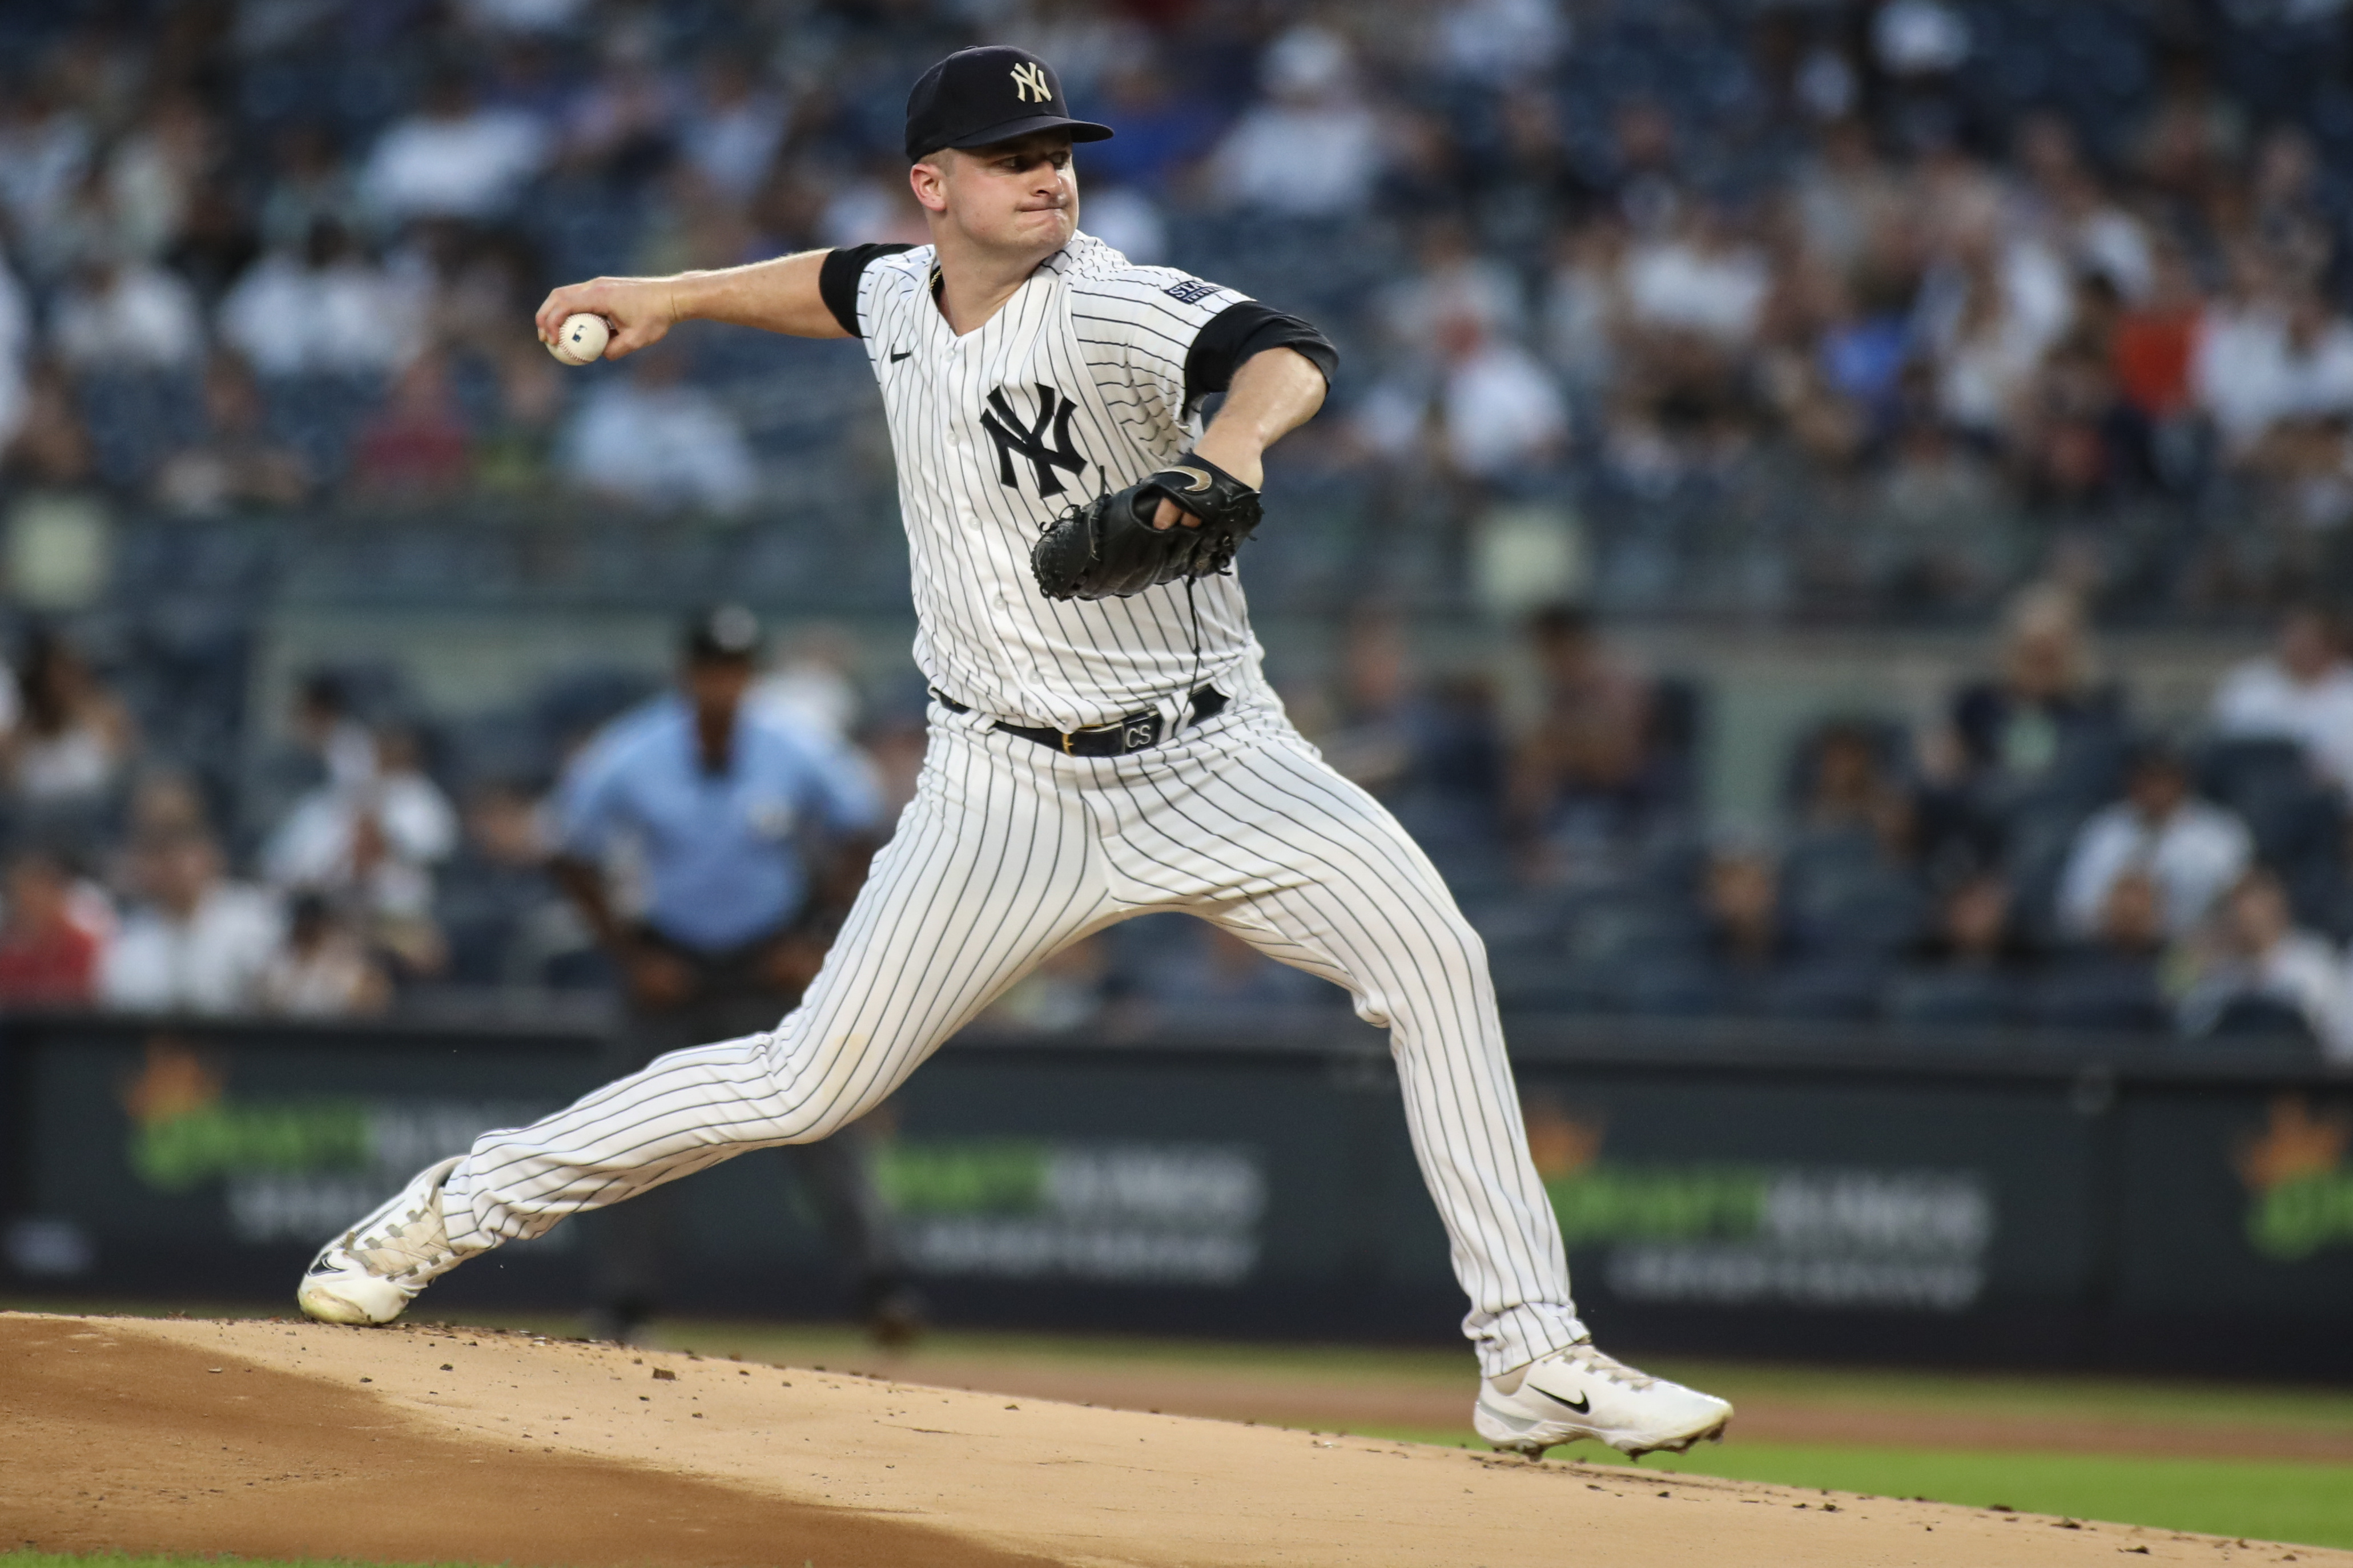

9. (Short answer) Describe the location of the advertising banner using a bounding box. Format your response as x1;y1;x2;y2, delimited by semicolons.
2114;1087;2353;1323
4;1016;2348;1375
1505;1072;2097;1321
5;1021;604;1302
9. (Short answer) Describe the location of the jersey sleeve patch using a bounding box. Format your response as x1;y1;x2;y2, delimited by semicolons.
1163;279;1219;305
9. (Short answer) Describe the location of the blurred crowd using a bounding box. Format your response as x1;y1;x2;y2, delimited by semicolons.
6;0;2353;1050
1280;581;2353;1060
0;574;2350;1060
5;2;2353;618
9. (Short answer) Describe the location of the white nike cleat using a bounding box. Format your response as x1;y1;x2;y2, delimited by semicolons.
1474;1341;1732;1459
297;1156;473;1325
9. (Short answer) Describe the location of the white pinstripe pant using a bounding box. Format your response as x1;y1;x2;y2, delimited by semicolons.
442;698;1586;1374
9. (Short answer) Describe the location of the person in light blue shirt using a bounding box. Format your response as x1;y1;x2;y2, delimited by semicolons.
552;633;881;970
548;604;915;1346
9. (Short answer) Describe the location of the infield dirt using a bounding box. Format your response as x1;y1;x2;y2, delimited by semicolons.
3;1312;2340;1568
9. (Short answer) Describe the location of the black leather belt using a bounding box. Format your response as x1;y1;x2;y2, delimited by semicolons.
934;686;1227;757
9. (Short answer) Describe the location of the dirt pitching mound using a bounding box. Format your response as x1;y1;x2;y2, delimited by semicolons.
0;1315;1048;1568
3;1312;2339;1568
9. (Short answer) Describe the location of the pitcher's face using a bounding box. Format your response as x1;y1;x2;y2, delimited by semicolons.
915;132;1079;259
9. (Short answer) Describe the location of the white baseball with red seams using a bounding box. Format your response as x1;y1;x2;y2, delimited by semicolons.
299;227;1731;1459
548;312;610;365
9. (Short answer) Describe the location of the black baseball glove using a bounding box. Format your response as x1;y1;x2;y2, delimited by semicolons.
1031;452;1262;601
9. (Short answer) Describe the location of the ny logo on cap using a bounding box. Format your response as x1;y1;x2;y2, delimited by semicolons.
1010;61;1051;103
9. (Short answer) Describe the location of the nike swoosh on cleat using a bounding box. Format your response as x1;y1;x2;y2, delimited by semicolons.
1534;1388;1591;1415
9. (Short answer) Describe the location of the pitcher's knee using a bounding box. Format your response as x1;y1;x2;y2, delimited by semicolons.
751;1028;900;1144
1426;912;1492;980
1349;916;1495;1023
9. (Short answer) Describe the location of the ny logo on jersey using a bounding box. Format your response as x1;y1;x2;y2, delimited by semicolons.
980;384;1089;497
1011;62;1051;103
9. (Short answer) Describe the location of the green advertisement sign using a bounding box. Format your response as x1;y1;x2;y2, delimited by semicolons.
7;1025;602;1290
6;1018;2351;1373
2113;1088;2353;1321
1513;1086;2008;1316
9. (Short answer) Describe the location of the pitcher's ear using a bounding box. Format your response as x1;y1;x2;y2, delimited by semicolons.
909;154;952;214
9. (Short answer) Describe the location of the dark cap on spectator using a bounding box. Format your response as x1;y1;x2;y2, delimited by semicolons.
904;46;1113;162
685;604;763;663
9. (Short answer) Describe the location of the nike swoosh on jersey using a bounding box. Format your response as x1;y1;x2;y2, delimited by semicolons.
888;349;912;362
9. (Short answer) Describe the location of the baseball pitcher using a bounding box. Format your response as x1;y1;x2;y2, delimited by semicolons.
296;44;1731;1461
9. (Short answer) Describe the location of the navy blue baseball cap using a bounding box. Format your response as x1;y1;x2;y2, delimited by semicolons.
904;46;1113;162
685;603;762;663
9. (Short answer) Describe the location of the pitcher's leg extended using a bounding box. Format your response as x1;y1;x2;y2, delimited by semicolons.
297;730;1114;1325
1163;729;1732;1456
1155;736;1580;1374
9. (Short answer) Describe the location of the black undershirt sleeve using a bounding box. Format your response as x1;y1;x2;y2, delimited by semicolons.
1182;300;1339;414
818;244;916;338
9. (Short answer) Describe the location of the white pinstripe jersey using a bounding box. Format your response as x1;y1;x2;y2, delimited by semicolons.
846;232;1266;732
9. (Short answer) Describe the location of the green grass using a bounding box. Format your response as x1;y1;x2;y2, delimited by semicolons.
1298;1425;2353;1551
1651;1355;2353;1436
1649;1442;2353;1550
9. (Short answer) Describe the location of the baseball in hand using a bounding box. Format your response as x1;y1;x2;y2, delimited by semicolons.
549;313;611;365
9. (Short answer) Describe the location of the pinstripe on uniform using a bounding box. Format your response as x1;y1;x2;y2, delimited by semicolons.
433;233;1588;1376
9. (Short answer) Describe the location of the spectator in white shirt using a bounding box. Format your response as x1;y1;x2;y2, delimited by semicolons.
2058;743;2254;943
100;830;283;1014
1620;207;1771;347
1436;315;1568;480
2211;604;2353;791
258;892;392;1016
1210;26;1387;217
1359;312;1567;482
51;254;205;373
1922;230;2069;438
751;626;864;743
2179;870;2353;1059
261;723;456;983
4;628;138;813
359;76;550;227
2194;266;2353;458
218;219;425;378
262;724;458;921
559;350;757;514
